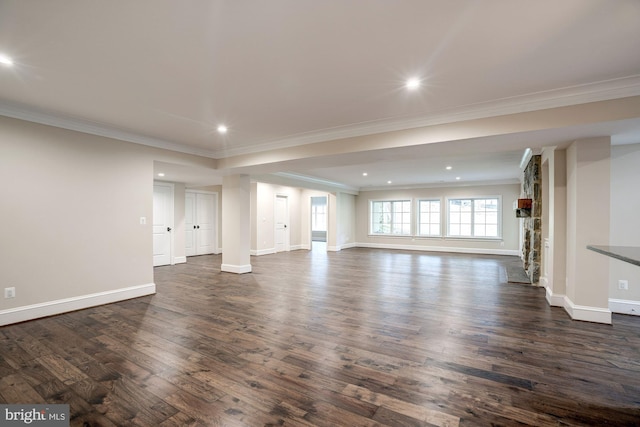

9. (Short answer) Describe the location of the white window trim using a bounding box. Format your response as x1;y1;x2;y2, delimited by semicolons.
368;198;413;237
445;195;503;239
416;198;443;237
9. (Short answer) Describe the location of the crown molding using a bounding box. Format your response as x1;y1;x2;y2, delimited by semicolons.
0;101;219;159
359;178;520;192
2;75;640;161
210;75;640;158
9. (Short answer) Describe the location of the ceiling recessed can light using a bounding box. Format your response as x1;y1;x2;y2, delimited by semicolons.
406;78;420;90
446;166;452;170
0;54;14;66
456;177;461;180
217;125;228;134
387;180;392;184
362;172;368;176
157;173;165;177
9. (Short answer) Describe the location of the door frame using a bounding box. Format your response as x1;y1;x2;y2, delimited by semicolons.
274;194;290;252
185;189;219;255
153;181;175;266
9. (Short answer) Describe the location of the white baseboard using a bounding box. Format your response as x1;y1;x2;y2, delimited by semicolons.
251;248;276;256
221;263;252;274
340;242;358;250
0;283;156;326
290;244;305;251
356;242;519;256
173;256;187;264
563;296;612;324
609;298;640;316
545;286;565;307
327;245;341;252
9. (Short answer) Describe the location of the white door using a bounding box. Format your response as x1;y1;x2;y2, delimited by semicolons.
185;191;217;256
185;192;196;256
153;183;174;266
275;195;289;253
196;193;215;255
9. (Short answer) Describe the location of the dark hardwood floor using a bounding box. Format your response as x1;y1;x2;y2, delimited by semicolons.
1;248;640;426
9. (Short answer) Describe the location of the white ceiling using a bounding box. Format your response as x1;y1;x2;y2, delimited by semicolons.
1;0;640;189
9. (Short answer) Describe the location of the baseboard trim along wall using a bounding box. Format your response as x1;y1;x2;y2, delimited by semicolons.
221;263;252;274
0;283;156;326
563;296;612;324
545;286;565;307
173;256;187;264
609;298;640;316
251;248;276;256
356;242;519;256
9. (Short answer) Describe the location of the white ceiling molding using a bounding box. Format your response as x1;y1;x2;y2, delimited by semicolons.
2;75;640;161
210;75;640;158
0;100;219;159
359;179;520;192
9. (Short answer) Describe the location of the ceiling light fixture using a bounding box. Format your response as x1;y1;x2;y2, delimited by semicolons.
387;180;392;184
456;177;461;180
362;172;368;176
0;54;14;66
446;166;452;170
406;77;420;90
217;125;228;134
157;173;165;177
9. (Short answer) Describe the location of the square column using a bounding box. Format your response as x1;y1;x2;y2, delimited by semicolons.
221;174;252;274
565;137;611;323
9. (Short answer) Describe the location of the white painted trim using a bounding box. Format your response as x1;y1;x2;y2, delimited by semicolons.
340;242;358;250
356;242;519;256
251;248;276;256
290;244;305;251
609;299;640;316
173;256;187;264
221;263;252;274
0;283;156;326
327;245;341;252
3;76;639;160
545;286;565;307
300;244;311;250
563;296;612;324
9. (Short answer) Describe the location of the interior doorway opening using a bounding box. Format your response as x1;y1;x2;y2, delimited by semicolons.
311;196;328;251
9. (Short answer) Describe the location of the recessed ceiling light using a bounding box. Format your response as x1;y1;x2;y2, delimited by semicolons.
446;166;452;170
0;54;14;66
362;172;368;176
406;78;420;90
157;173;165;177
217;125;228;134
456;177;461;180
387;180;392;184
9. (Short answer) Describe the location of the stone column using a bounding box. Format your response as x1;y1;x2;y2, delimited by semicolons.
522;155;542;283
221;174;252;274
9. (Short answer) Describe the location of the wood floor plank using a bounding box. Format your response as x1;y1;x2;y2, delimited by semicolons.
1;249;639;425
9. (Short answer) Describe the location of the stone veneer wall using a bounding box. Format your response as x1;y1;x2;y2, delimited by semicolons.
522;155;541;283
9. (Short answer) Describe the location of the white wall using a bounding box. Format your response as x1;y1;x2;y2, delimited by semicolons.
0;116;217;325
355;183;520;255
337;192;356;248
609;143;640;312
252;182;302;254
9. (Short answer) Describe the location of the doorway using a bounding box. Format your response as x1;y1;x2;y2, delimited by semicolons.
153;182;174;266
310;196;327;251
275;195;290;252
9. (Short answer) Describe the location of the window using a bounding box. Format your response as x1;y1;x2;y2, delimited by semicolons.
447;197;500;238
417;199;441;236
370;200;411;235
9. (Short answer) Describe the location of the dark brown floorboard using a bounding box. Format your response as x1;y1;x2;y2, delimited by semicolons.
1;249;639;426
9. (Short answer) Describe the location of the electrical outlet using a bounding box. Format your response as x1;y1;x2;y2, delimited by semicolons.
4;287;15;298
618;280;629;290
